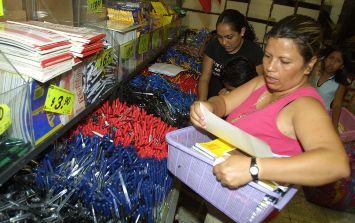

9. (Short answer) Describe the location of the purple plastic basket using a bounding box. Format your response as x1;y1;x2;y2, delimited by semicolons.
166;126;298;223
333;107;355;143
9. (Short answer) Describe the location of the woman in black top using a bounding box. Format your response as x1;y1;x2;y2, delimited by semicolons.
198;9;264;100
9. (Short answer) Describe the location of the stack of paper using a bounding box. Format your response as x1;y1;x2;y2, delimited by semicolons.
8;21;106;62
0;22;73;83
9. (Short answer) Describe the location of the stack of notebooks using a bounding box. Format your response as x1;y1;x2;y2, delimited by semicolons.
8;21;106;64
0;22;73;83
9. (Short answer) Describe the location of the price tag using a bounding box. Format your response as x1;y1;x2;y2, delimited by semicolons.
87;0;102;13
152;30;160;49
138;33;149;55
44;85;75;115
162;15;173;26
96;48;113;69
0;0;3;17
0;104;11;135
120;40;134;59
151;2;168;15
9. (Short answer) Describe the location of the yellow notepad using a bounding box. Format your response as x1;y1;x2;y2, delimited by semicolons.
193;138;235;160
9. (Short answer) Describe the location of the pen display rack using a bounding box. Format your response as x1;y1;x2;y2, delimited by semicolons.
0;57;34;172
166;126;298;223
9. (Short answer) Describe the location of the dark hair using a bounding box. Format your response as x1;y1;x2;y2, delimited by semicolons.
322;47;350;86
221;56;257;87
267;14;322;64
216;9;256;41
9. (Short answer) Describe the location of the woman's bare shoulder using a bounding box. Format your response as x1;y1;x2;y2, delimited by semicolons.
289;96;328;119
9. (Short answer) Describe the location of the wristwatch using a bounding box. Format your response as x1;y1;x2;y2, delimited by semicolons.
249;157;259;181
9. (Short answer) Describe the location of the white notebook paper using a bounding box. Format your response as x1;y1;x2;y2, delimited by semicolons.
199;103;273;158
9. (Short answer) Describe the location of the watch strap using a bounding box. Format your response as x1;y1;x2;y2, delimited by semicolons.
250;157;259;181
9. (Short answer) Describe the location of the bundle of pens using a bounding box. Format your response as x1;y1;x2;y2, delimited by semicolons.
71;98;176;160
0;134;173;222
157;47;202;74
0;179;93;222
34;135;172;223
0;136;32;170
117;74;196;127
82;55;117;104
161;71;199;94
142;67;199;94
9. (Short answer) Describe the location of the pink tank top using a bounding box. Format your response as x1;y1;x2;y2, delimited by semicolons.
226;85;324;156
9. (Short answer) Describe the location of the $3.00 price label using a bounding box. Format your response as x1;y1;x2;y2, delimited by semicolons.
0;104;12;135
44;85;75;115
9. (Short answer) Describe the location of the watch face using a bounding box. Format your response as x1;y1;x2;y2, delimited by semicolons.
250;166;259;175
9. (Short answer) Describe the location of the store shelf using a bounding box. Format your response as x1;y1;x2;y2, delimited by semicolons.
0;26;186;187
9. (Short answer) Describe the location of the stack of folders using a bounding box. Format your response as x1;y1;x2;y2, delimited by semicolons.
0;22;73;83
8;21;106;64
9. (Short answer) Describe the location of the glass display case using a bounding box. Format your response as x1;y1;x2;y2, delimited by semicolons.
0;51;34;184
0;0;185;186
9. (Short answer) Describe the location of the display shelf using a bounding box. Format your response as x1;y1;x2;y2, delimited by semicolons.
0;26;185;187
91;20;145;33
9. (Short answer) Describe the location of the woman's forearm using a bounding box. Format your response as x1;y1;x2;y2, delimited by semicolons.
208;96;227;117
257;148;350;186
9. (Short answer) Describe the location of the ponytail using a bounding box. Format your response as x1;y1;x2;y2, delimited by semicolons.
217;9;257;41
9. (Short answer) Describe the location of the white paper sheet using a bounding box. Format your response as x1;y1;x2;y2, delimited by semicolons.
200;103;273;158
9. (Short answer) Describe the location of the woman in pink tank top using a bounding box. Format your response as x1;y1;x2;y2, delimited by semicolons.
190;15;349;189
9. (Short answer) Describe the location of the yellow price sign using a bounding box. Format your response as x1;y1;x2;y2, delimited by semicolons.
152;30;160;49
0;0;4;17
162;15;173;26
151;2;168;15
87;0;102;13
96;48;113;69
120;41;134;59
138;33;149;55
0;104;12;135
44;85;75;115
